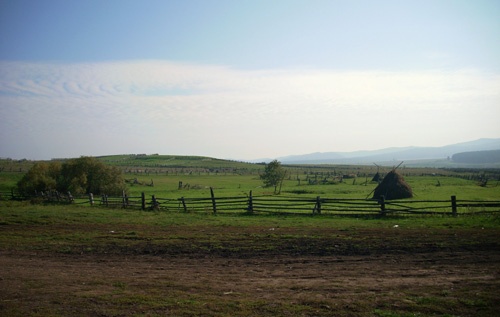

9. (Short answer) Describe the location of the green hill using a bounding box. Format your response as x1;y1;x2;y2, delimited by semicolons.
96;154;263;172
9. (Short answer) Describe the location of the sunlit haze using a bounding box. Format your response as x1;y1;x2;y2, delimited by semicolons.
1;0;499;160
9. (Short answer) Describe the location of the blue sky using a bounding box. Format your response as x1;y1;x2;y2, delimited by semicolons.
1;0;499;160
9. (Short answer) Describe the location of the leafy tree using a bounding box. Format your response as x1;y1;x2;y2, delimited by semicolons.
260;160;287;194
17;157;125;196
17;162;61;195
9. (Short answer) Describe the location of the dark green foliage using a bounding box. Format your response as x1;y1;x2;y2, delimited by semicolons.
16;162;61;195
260;160;287;194
17;157;125;196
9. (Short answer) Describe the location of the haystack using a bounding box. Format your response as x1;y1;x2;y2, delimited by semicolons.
372;170;413;200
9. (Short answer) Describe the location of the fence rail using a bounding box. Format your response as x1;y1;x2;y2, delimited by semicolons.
1;188;499;216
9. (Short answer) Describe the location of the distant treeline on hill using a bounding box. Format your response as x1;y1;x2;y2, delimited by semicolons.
452;150;500;164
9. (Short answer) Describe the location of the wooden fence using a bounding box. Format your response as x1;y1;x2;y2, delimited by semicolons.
2;189;500;216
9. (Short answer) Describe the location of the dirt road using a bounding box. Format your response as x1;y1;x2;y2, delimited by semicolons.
1;231;499;316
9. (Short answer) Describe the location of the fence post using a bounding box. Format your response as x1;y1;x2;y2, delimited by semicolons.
89;193;94;206
247;190;253;213
152;195;159;210
379;195;386;214
313;196;321;214
122;190;127;208
451;195;457;217
141;192;146;210
210;187;217;214
181;197;187;212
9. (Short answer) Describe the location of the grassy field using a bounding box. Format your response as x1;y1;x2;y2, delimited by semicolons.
2;155;499;200
3;168;499;217
2;170;500;200
0;202;499;316
119;173;500;200
1;155;499;316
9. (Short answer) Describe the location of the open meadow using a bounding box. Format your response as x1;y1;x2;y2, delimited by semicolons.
0;156;499;316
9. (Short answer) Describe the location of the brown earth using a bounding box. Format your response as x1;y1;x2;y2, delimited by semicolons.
1;226;499;316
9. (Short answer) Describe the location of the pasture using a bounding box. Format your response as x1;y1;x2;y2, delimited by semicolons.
0;156;499;316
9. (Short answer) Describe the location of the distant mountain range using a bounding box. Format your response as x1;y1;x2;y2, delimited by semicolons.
452;149;500;164
252;138;500;167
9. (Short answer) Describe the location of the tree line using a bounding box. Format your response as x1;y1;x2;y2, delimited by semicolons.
17;157;125;196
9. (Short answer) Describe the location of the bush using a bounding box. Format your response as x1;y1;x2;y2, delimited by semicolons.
17;162;61;196
17;157;125;196
57;157;125;196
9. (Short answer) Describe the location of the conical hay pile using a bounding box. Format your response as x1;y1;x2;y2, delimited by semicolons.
372;170;413;200
371;172;381;182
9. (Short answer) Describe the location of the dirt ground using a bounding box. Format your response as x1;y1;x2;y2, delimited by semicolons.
1;227;499;316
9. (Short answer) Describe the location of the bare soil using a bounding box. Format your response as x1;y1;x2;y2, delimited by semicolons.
1;226;499;316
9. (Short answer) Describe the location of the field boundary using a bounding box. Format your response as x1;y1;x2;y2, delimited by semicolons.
2;189;499;216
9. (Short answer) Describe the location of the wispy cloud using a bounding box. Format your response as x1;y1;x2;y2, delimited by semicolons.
1;60;499;159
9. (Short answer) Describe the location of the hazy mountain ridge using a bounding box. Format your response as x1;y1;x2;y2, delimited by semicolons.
452;149;500;164
263;138;500;166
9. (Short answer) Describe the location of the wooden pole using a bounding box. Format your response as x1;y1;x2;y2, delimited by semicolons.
122;190;127;208
89;193;94;206
141;192;146;210
379;195;386;214
152;195;159;210
451;195;457;217
181;197;187;212
247;190;253;213
210;187;217;214
313;196;321;214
